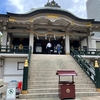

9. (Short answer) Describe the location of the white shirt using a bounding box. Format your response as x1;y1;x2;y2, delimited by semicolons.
46;43;52;48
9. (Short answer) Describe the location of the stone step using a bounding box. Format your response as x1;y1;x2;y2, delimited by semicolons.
28;88;96;93
22;54;99;99
30;60;77;63
29;69;85;72
29;67;83;70
28;83;95;88
30;63;78;67
28;77;92;82
30;55;72;58
29;71;86;76
30;57;73;59
29;67;83;69
28;80;93;85
28;74;88;78
19;92;100;99
28;74;88;77
15;97;100;100
29;65;86;68
28;84;95;89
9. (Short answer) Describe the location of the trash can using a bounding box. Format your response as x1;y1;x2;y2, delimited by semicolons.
56;70;77;100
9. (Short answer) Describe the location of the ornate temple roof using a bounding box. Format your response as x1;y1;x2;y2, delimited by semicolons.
0;0;95;23
4;7;94;22
0;0;100;33
45;0;60;8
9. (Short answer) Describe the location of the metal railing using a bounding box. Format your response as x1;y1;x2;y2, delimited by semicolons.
0;45;29;54
70;49;96;85
21;46;32;93
73;48;100;55
27;46;32;66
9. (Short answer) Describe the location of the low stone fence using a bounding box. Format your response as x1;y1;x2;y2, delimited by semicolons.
0;79;7;98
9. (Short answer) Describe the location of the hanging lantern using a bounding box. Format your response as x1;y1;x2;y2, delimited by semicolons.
45;34;47;40
54;35;56;40
37;35;39;40
63;35;65;39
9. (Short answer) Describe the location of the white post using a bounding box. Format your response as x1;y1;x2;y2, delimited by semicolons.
2;31;7;46
88;36;96;52
29;32;34;53
65;35;70;54
88;36;92;49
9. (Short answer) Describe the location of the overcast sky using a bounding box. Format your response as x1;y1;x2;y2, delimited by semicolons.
0;0;87;19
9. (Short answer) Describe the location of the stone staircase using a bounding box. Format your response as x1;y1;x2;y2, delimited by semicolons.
19;54;100;99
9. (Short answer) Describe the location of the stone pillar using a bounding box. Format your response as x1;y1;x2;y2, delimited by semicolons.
22;60;28;94
29;32;34;53
65;35;70;54
94;60;100;92
2;31;7;46
88;36;92;49
88;35;96;51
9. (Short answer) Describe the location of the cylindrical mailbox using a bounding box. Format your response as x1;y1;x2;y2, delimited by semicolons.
56;70;77;100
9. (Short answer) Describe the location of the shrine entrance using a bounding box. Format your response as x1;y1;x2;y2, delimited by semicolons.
34;37;65;54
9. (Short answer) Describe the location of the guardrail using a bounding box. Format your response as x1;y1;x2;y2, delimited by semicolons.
28;46;32;66
21;46;32;94
73;48;100;55
0;45;29;54
70;49;96;85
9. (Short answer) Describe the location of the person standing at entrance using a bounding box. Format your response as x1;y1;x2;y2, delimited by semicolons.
46;42;52;54
57;43;61;54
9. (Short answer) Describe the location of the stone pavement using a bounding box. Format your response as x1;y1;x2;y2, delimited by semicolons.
16;96;100;100
1;96;100;100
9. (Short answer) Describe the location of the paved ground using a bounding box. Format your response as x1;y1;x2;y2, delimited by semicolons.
1;93;100;100
15;96;100;100
16;96;100;100
1;96;100;100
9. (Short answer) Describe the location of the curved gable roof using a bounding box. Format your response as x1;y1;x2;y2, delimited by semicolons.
7;7;94;22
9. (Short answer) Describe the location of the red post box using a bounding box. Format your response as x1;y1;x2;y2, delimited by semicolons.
56;70;77;100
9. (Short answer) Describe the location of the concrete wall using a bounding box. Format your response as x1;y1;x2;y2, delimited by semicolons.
3;57;26;83
81;38;96;49
0;68;2;79
81;38;87;48
91;40;96;49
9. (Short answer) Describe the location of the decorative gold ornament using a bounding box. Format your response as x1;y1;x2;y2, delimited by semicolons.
19;44;23;49
86;23;92;27
96;88;100;92
47;14;58;18
9;18;16;22
66;89;70;93
24;60;28;67
20;38;23;41
21;90;28;94
71;21;74;25
95;60;99;68
30;19;34;22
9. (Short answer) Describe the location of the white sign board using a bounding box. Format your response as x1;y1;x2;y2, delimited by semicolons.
36;46;42;52
6;87;16;100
